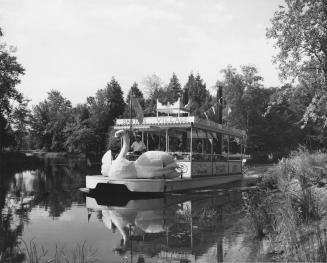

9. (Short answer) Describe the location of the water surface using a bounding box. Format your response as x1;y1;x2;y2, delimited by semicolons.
0;157;264;262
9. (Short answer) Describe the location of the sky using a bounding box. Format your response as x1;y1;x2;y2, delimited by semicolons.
0;0;284;105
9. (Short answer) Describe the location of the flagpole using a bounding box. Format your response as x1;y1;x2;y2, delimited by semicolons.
129;90;133;147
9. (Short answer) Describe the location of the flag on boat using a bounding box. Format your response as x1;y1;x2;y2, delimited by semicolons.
201;102;218;120
131;96;144;124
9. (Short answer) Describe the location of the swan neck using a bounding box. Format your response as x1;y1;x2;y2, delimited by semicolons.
117;133;129;158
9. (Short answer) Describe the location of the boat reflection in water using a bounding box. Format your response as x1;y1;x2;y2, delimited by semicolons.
86;189;255;263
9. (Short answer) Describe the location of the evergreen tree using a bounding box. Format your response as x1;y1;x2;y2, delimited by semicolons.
123;82;145;118
10;98;31;150
184;73;210;114
88;77;125;152
167;73;182;103
107;78;125;119
126;82;145;107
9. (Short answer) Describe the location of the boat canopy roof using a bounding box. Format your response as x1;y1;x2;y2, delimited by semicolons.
114;116;245;137
156;98;190;115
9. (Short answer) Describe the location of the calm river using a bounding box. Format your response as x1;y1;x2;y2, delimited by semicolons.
0;157;265;263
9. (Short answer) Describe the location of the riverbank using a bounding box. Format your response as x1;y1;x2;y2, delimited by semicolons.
244;149;327;262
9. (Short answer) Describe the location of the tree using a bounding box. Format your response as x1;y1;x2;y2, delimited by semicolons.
0;115;15;150
266;82;327;151
10;98;31;149
142;74;165;116
184;73;211;115
88;77;125;151
0;27;25;150
63;103;101;154
166;73;182;103
64;126;100;154
31;90;72;151
217;65;302;158
123;82;145;118
126;82;145;107
141;73;163;99
217;66;245;128
267;0;327;126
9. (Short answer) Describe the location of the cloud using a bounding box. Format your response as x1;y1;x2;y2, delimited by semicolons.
79;2;182;30
215;3;225;12
201;12;234;24
162;0;185;7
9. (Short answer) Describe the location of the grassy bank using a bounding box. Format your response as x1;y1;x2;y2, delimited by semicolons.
243;149;327;262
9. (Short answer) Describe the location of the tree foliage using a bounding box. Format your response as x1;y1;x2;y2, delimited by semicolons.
63;103;100;154
0;27;25;150
10;99;31;149
166;73;182;103
141;74;164;116
88;78;125;151
183;73;213;115
123;82;145;118
267;0;327;82
218;65;304;158
31;90;72;151
267;0;327;127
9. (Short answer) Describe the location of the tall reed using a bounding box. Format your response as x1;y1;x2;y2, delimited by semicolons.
19;239;97;263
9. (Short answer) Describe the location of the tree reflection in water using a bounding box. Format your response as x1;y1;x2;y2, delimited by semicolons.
0;156;98;262
87;190;251;263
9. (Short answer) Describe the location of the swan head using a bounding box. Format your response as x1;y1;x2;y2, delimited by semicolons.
114;130;126;138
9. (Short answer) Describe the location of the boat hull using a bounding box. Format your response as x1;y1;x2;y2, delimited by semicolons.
86;174;243;193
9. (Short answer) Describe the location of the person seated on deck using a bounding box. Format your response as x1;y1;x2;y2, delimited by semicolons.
131;135;146;155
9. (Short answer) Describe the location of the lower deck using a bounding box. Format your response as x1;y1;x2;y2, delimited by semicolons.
86;173;243;193
176;159;242;178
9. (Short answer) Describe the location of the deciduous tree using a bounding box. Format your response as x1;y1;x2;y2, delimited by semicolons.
267;0;327;127
0;27;25;150
31;90;72;151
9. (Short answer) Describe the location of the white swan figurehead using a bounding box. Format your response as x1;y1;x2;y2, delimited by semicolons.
101;130;180;179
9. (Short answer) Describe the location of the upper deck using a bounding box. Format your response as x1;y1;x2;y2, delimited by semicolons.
114;116;245;137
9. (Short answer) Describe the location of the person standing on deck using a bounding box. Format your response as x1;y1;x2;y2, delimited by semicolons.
131;135;146;155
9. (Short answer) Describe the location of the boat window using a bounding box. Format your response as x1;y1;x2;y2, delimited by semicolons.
145;131;166;151
168;128;191;160
222;135;229;158
212;132;222;155
191;128;213;161
211;132;225;161
229;136;242;160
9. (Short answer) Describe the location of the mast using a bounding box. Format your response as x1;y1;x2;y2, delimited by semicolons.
217;85;223;155
129;90;133;147
217;85;223;125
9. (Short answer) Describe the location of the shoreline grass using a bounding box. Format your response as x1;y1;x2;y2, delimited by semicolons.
243;148;327;261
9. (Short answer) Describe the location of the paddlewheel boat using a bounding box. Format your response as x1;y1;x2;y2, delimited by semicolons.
86;97;246;193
